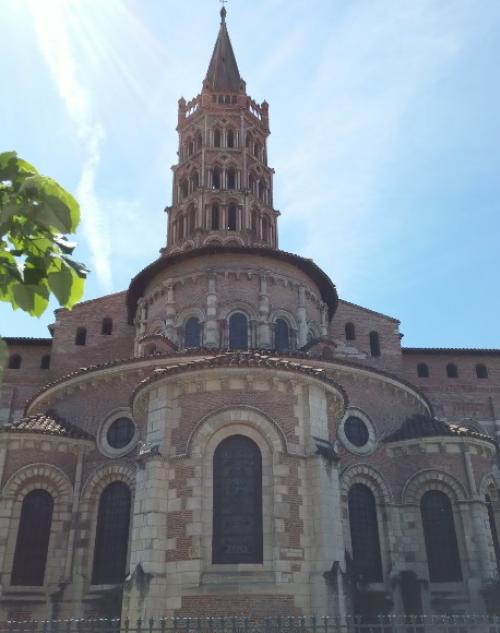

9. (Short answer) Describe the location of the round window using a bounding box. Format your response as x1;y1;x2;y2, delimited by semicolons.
106;417;135;449
344;416;369;447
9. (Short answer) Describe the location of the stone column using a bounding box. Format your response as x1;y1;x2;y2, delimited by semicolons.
297;286;308;347
164;282;177;343
204;274;219;347
134;298;147;357
258;275;272;348
320;302;328;337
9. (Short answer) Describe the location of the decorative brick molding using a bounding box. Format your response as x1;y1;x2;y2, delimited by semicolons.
340;463;393;504
402;469;467;504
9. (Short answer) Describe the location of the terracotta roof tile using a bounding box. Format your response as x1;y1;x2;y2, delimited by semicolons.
384;414;496;445
1;414;94;440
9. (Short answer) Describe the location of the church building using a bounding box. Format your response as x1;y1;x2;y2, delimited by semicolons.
1;8;499;621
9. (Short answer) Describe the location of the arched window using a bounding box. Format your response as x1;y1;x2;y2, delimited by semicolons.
101;317;113;336
486;494;500;574
262;216;269;243
40;354;51;370
254;142;261;160
213;435;263;564
348;484;383;582
229;312;248;349
189;205;196;233
75;327;87;346
476;364;488;379
178;215;185;241
187;138;194;156
275;318;290;350
212;167;221;190
211;204;220;230
227;129;235;148
251;209;258;237
213;128;221;148
92;481;131;585
8;354;21;369
446;363;458;378
417;363;429;378
248;173;255;194
190;170;199;192
196;132;203;150
11;490;54;586
227;204;237;230
227;168;236;190
184;317;201;348
180;179;188;200
345;323;356;341
420;490;462;582
245;132;253;149
258;179;266;202
369;331;380;357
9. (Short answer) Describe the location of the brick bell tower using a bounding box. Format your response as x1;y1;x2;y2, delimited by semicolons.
163;6;279;254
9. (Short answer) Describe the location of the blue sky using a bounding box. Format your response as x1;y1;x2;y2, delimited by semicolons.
1;0;499;347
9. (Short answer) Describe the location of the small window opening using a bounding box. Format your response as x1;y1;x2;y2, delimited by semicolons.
8;354;22;369
211;204;220;230
227;168;236;190
476;364;488;379
417;363;429;378
75;327;87;346
212;167;221;189
180;179;188;200
101;317;113;336
214;128;221;147
369;331;380;357
262;216;269;243
446;363;458;378
228;204;237;230
227;129;235;148
40;354;51;370
345;323;355;341
189;205;196;233
275;319;289;350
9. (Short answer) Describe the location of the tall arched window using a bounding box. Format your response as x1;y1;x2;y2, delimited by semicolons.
184;317;201;348
275;319;290;350
178;215;185;241
248;173;255;194
189;205;196;233
229;312;248;349
213;435;263;564
196;132;203;150
420;490;462;582
211;204;220;230
212;167;221;190
446;363;458;378
486;494;500;574
227;129;235;148
258;180;266;202
214;128;221;147
369;331;380;357
190;170;199;192
227;168;236;190
101;317;113;335
245;133;253;149
262;216;269;243
227;204;237;230
8;354;21;369
40;354;51;370
180;179;188;200
476;364;488;379
92;481;131;585
11;490;54;586
345;323;356;341
251;209;257;237
75;327;87;346
417;363;429;378
348;484;383;582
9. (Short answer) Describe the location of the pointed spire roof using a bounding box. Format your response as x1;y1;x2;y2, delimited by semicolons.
204;7;242;92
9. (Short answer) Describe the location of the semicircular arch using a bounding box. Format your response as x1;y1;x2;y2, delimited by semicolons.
402;469;467;505
3;463;73;501
340;464;392;504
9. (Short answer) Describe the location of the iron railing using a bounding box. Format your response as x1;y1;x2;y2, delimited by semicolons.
3;617;500;633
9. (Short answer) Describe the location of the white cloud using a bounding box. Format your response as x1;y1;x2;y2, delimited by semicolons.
28;0;112;289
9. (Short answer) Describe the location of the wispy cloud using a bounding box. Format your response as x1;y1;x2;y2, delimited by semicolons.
28;0;112;288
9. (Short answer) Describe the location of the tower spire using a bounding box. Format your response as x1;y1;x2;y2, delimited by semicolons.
204;3;242;92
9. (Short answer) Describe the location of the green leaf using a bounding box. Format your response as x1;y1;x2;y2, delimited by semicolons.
20;175;80;233
62;255;90;277
11;281;50;316
48;264;73;305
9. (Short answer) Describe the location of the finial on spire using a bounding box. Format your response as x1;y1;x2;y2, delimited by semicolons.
220;0;227;22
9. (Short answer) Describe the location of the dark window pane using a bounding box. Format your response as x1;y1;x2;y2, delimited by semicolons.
420;490;462;582
275;319;289;350
229;313;248;349
102;318;113;335
40;354;51;370
227;169;236;190
348;484;383;582
8;354;22;369
107;418;135;449
446;363;458;378
11;490;53;586
213;435;263;564
369;331;380;357
185;317;201;347
344;416;369;447
417;363;429;378
212;204;220;229
75;327;87;346
227;204;237;230
92;482;131;584
476;364;488;379
345;323;355;341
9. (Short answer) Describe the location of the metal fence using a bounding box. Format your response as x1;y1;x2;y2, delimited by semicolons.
3;617;500;633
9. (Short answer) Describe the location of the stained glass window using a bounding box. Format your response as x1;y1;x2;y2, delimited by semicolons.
420;490;462;582
11;490;53;586
348;484;383;582
92;482;131;585
213;435;263;564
